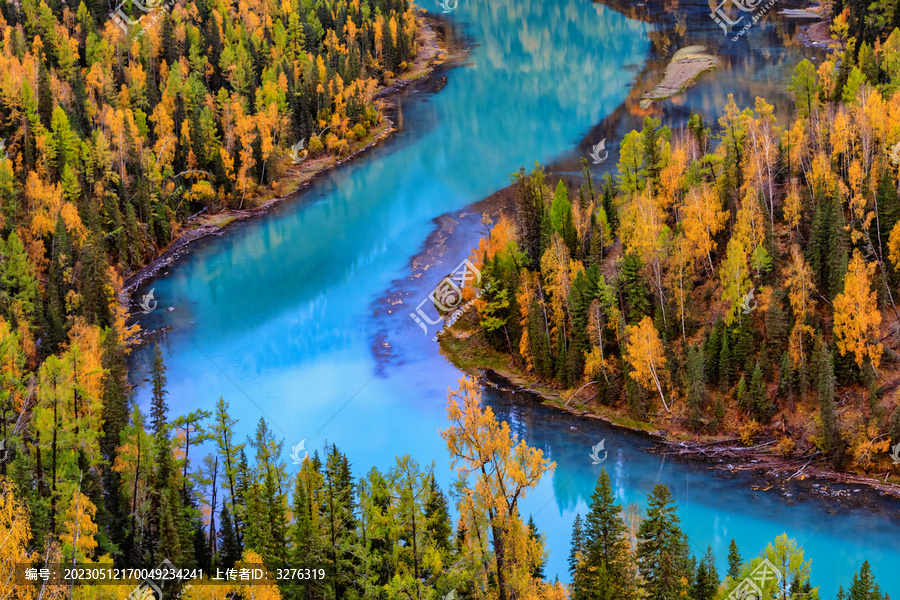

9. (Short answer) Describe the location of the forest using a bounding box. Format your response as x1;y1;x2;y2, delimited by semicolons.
0;0;898;596
1;368;891;599
468;13;900;479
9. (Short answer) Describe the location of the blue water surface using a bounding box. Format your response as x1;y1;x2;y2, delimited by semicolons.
129;0;900;596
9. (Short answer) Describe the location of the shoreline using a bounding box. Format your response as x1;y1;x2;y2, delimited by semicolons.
122;14;459;301
440;305;900;501
410;0;900;503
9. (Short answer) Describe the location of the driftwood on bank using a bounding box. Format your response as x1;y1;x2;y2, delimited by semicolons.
658;438;900;499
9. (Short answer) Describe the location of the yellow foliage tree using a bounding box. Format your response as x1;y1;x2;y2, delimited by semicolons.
623;317;670;413
833;250;883;371
540;233;573;350
719;237;751;326
0;475;33;600
59;490;98;563
679;184;726;274
440;378;555;600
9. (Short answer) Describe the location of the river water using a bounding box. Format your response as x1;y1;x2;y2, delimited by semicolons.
129;0;900;594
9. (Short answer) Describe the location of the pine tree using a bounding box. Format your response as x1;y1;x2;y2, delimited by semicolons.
423;474;451;553
622;253;650;324
636;485;692;600
383;18;397;74
526;516;545;580
750;361;768;422
148;345;179;563
685;343;707;431
727;538;742;579
704;320;723;385
568;513;585;577
847;560;887;600
218;505;241;568
576;469;636;599
813;335;838;455
719;328;734;389
736;374;748;410
692;545;719;600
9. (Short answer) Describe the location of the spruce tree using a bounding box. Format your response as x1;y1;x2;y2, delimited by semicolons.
876;169;900;272
719;329;734;389
383;18;397;74
750;361;768;422
526;516;545;580
813;334;838;454
685;344;706;431
889;407;900;446
736;375;748;410
423;475;452;553
778;350;793;401
764;289;788;354
568;514;584;577
727;538;742;579
323;444;359;599
692;545;719;600
636;485;691;600
149;345;176;562
622;253;650;324
290;461;329;599
577;469;636;599
218;505;241;568
704;320;723;385
847;560;887;600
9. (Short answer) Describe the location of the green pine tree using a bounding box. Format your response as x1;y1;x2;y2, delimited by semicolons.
692;545;719;600
847;560;887;600
576;469;636;600
568;513;585;577
636;485;692;600
727;538;742;579
813;335;839;456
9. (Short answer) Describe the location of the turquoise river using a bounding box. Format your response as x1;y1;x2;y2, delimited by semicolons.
129;0;900;595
